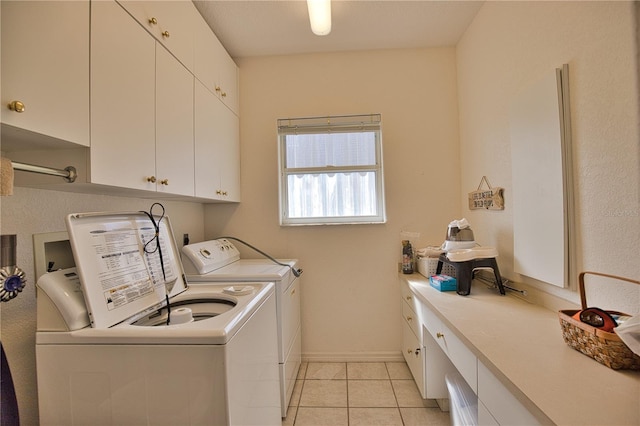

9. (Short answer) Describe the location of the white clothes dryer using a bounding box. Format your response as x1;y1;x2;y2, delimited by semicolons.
35;211;281;426
182;238;302;417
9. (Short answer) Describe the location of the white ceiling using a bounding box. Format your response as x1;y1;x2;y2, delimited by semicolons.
192;0;485;58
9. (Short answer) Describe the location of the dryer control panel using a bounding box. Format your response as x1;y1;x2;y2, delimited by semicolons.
182;239;240;275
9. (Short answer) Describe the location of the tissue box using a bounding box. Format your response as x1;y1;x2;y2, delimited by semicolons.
429;274;457;292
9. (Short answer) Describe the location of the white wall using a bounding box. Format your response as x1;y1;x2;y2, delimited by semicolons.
0;187;204;425
456;1;639;312
205;48;462;360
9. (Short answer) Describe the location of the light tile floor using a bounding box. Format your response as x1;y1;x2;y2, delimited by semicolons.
283;362;451;426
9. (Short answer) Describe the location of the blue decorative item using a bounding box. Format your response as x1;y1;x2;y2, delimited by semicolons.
1;235;26;302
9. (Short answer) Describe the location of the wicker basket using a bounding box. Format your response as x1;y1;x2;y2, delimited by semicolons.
558;271;640;370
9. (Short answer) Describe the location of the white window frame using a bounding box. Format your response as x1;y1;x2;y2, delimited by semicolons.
277;114;386;226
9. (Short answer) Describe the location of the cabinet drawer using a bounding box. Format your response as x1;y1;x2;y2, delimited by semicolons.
402;301;420;341
421;303;477;392
477;360;540;425
402;320;425;397
400;281;422;316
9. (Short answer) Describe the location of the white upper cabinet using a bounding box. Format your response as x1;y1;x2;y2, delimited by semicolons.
90;0;157;191
194;15;239;115
116;0;197;72
5;0;238;202
1;0;90;147
155;45;195;197
218;103;240;200
195;80;240;201
90;0;156;191
91;1;195;197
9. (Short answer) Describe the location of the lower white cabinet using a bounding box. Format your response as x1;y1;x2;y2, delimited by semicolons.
477;361;540;425
401;318;425;396
400;277;540;425
421;302;478;393
422;326;456;400
400;280;454;400
478;399;499;426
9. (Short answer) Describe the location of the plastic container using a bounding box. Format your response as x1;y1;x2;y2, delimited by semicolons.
417;257;457;278
446;371;478;426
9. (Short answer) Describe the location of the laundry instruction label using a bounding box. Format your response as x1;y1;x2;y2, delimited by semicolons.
88;227;155;310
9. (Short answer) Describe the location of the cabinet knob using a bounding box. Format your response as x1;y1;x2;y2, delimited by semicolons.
222;191;228;196
436;332;444;339
216;190;222;195
160;179;169;185
405;296;412;301
146;176;157;183
162;30;170;38
7;100;25;113
414;348;421;356
149;17;158;25
221;92;227;98
215;86;221;92
406;316;412;322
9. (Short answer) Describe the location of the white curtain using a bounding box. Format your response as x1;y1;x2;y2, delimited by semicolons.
285;132;378;218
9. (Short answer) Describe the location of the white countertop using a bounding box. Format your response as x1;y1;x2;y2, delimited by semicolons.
400;273;640;426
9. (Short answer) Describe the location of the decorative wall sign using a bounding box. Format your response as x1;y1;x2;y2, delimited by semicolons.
468;176;504;210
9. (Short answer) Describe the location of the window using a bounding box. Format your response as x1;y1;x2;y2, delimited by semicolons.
278;114;386;226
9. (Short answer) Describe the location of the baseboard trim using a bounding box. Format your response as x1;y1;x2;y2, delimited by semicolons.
302;351;405;363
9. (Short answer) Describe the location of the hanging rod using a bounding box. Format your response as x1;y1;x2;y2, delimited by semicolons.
12;161;77;183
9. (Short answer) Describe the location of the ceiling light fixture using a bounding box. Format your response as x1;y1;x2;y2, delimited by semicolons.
307;0;332;36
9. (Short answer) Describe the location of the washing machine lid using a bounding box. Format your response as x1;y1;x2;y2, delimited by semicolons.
66;211;188;329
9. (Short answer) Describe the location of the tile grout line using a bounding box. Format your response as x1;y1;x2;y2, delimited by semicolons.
386;361;406;426
345;362;350;426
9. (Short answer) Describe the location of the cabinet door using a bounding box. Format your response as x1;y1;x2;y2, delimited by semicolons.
477;361;540;426
218;53;239;115
421;303;478;393
218;106;240;201
195;80;240;201
194;18;239;115
422;325;457;400
193;15;218;93
116;0;196;71
194;80;222;199
90;0;156;190
155;45;194;196
402;320;425;397
1;0;89;147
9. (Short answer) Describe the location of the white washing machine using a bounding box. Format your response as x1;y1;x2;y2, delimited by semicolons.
182;238;302;417
35;211;281;426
